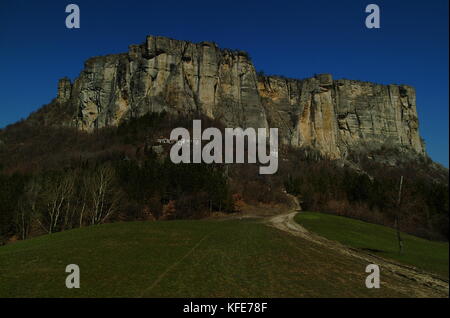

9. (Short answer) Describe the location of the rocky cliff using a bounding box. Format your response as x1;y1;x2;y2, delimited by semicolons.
55;35;425;159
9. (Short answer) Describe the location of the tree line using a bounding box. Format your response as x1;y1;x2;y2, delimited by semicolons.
0;111;448;243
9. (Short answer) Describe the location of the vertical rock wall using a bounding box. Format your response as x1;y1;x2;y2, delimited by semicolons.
56;35;425;158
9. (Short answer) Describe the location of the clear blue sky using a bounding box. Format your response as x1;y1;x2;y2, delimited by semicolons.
0;0;448;166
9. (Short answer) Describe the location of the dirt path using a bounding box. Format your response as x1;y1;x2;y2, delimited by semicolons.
265;199;449;297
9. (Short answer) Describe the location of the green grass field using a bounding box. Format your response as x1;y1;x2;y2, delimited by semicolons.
295;212;449;278
0;218;419;297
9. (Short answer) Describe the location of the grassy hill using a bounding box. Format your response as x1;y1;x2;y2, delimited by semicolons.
295;212;449;278
0;218;425;298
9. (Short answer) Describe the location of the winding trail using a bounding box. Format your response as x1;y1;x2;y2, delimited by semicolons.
265;196;449;298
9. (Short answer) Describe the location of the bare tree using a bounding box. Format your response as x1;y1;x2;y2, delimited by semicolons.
85;165;121;225
77;176;89;227
17;178;41;240
395;176;404;254
42;173;75;234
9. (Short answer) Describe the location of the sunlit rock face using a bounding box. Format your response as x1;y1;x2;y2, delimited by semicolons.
56;35;425;158
65;36;266;132
258;74;424;158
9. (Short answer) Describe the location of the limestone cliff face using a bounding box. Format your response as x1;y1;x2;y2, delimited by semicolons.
56;35;425;158
62;35;266;132
258;74;424;158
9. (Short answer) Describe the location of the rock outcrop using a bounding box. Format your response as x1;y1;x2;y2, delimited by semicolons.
55;35;425;159
57;77;72;103
258;74;424;158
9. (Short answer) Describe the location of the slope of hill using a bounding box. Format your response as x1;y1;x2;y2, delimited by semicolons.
0;36;447;277
295;212;449;278
0;218;444;298
0;112;448;245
